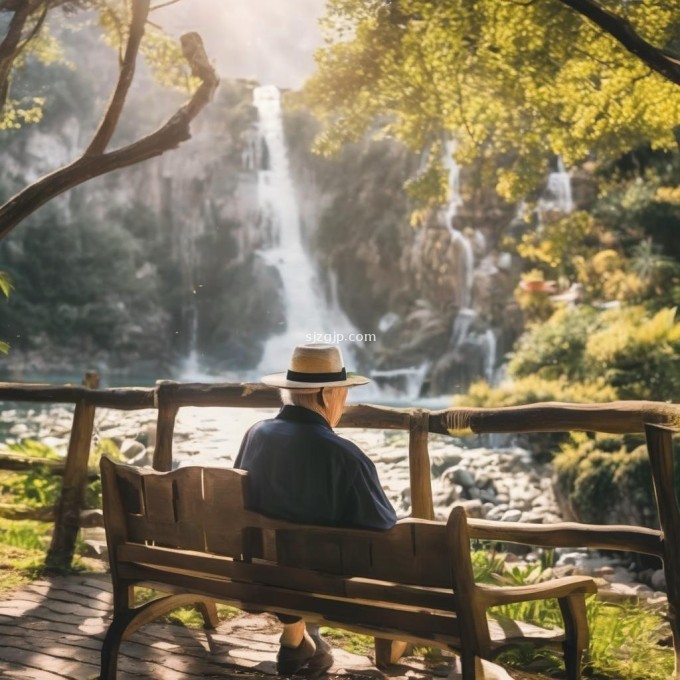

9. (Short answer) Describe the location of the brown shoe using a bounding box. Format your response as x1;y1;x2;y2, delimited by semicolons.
304;632;334;677
276;632;316;676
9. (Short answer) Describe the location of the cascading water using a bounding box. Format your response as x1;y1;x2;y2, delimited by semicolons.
442;141;499;387
442;141;474;308
253;85;359;373
543;156;574;214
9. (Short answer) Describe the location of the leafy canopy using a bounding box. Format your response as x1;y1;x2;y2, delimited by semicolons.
0;0;194;131
304;0;680;202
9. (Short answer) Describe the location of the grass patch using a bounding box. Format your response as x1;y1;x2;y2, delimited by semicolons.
319;627;374;656
0;542;45;594
472;550;673;679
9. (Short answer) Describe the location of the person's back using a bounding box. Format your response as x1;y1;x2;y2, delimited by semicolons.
234;344;397;676
235;404;396;529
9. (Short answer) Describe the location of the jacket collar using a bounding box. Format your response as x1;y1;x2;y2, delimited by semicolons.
276;405;332;430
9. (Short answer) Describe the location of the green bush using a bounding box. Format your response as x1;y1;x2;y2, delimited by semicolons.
553;432;679;527
585;306;680;400
508;306;600;382
505;304;680;401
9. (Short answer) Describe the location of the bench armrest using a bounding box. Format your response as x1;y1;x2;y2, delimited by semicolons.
476;575;597;608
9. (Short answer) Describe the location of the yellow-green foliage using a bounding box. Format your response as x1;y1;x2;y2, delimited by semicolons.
506;305;680;401
574;249;646;303
585;306;680;399
0;440;62;509
508;305;600;381
454;375;616;408
553;432;678;527
305;0;680;201
517;212;601;278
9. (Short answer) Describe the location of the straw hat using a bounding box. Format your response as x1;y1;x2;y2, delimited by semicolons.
261;344;370;389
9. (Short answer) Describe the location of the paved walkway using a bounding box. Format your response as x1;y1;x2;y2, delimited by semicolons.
0;573;486;680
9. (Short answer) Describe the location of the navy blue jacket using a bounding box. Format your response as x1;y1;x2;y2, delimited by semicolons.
234;405;397;530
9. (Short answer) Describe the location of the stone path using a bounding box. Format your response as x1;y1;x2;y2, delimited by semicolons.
0;573;518;680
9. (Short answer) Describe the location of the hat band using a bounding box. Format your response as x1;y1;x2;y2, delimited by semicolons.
286;368;347;383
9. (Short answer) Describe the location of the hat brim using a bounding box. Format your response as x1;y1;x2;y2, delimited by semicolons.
261;372;370;389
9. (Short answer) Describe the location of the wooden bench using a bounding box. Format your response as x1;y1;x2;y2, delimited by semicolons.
100;457;597;679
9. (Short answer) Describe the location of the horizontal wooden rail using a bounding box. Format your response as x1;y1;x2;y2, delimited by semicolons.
433;401;680;435
0;383;155;409
468;519;664;557
2;382;680;435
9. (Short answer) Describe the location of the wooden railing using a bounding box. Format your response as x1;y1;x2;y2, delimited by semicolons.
1;377;680;675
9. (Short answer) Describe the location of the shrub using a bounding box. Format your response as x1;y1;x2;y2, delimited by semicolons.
585;306;680;400
504;304;680;401
553;432;679;527
508;306;600;382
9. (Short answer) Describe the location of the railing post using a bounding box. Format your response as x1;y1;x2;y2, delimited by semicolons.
45;394;96;571
376;409;434;668
409;409;434;520
644;423;680;679
153;381;179;472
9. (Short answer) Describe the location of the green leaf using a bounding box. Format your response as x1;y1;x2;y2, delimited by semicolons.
0;272;13;299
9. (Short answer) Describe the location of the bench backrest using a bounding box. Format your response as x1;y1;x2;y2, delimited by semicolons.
100;457;466;589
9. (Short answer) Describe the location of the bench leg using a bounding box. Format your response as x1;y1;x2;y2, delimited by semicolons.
559;593;589;680
100;609;137;680
459;648;476;680
374;638;408;668
100;593;223;679
195;599;219;629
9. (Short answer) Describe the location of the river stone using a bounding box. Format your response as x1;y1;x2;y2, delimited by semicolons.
500;509;523;522
453;499;484;519
465;486;481;500
520;511;545;524
651;569;667;591
485;506;508;521
120;439;145;459
475;475;495;491
478;489;499;504
430;452;463;476
9;423;29;436
443;466;476;489
128;447;152;468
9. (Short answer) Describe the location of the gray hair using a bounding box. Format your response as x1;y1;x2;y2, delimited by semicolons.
280;388;322;410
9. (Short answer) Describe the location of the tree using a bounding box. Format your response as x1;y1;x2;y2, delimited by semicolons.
0;0;219;240
304;0;680;203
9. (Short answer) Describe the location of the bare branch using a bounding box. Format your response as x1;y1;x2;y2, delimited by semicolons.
85;0;150;155
0;31;219;240
150;0;181;11
556;0;680;85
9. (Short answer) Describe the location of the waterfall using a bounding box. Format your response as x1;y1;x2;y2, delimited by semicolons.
442;140;464;224
369;364;431;401
450;307;476;349
482;328;497;383
253;85;358;373
543;156;574;214
442;140;474;309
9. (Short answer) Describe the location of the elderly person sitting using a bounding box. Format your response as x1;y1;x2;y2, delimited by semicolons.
235;343;397;676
